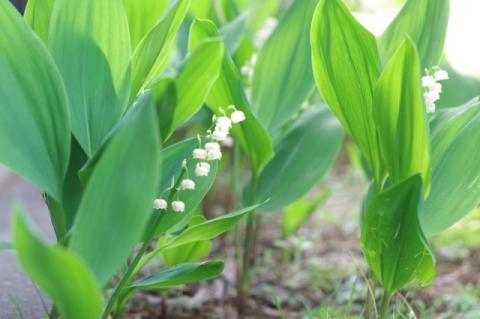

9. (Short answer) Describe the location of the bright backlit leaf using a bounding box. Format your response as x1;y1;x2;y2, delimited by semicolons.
373;38;431;190
124;0;168;48
311;0;384;185
24;0;54;43
378;0;449;69
252;0;317;132
130;260;224;290
361;175;435;294
130;0;190;100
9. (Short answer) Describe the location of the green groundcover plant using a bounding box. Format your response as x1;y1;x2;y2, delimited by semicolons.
311;0;480;317
0;0;343;317
0;0;479;318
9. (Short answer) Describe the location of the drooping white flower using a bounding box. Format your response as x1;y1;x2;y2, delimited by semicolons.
205;142;221;152
212;129;229;141
434;69;449;81
215;116;232;132
153;198;167;210
195;162;211;177
221;136;234;147
193;148;207;160
172;201;185;212
180;179;195;190
422;68;448;114
231;110;246;123
206;149;222;161
425;100;436;113
255;18;278;48
421;75;436;88
424;91;440;103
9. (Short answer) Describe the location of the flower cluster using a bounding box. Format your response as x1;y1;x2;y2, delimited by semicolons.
241;54;257;81
153;106;246;213
254;17;278;48
422;68;449;113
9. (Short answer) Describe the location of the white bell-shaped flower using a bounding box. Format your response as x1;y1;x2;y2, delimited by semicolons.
231;110;246;123
153;198;167;210
195;162;211;177
193;148;207;160
172;201;185;212
180;179;195;190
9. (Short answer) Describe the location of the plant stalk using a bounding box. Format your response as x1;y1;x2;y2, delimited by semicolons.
237;174;258;316
380;291;392;319
101;168;187;318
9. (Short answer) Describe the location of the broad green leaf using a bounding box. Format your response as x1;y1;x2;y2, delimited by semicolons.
49;0;131;157
245;0;278;32
422;100;480;235
0;1;70;201
282;190;330;237
14;207;103;319
311;0;383;185
154;139;218;235
24;0;54;43
130;260;224;290
161;240;211;266
252;0;316;132
161;203;263;249
69;95;161;285
153;79;177;140
252;107;343;213
361;175;435;294
373;38;430;190
189;19;273;175
45;137;89;239
170;38;224;134
379;0;449;69
130;0;190;100
124;0;168;48
0;241;13;250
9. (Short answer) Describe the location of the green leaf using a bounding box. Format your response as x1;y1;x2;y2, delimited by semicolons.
161;240;212;267
437;65;480;109
189;19;273;175
169;38;224;134
253;107;343;213
130;0;190;100
24;0;55;43
130;260;224;290
153;79;177;141
0;1;70;201
282;190;330;237
49;0;131;157
154;139;218;235
361;175;435;294
245;0;278;32
378;0;449;69
161;203;263;250
311;0;383;185
13;207;103;319
252;0;317;132
69;95;161;285
421;99;480;235
124;0;168;48
373;38;431;190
